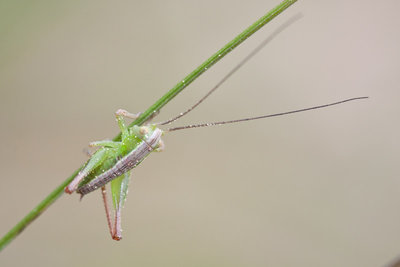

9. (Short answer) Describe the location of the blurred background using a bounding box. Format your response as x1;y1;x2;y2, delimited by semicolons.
0;0;399;266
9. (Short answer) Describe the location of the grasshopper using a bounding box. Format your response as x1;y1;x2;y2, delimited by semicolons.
65;24;367;240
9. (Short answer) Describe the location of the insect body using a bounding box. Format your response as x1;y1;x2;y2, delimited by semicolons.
65;25;367;240
65;110;164;195
76;126;163;196
65;97;366;240
65;110;164;240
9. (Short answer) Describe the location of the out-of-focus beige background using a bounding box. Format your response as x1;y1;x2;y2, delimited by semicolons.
0;0;399;266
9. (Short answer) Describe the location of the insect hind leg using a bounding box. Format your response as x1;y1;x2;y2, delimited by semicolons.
101;186;115;239
101;185;123;240
65;148;110;194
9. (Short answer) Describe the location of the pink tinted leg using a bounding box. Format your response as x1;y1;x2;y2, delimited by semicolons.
101;186;115;239
112;202;123;241
65;170;88;194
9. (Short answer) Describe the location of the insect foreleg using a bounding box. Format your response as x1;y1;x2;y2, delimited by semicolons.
115;109;143;140
115;109;142;120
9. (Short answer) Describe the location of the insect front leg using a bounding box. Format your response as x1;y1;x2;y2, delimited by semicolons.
115;109;142;140
116;108;160;125
115;109;142;120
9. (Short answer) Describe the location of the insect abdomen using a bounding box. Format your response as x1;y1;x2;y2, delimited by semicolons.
77;128;163;196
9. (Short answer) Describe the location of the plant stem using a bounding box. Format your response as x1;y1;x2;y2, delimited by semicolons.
117;0;298;135
0;0;298;252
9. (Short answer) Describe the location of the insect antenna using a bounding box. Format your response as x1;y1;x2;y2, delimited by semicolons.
167;97;368;132
156;14;303;126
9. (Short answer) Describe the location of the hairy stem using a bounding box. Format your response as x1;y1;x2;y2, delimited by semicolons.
0;0;298;252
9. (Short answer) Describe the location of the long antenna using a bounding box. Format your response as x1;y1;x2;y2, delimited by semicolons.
157;14;303;126
167;97;368;132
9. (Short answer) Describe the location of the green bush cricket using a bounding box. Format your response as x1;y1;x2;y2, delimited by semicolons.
65;22;368;241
